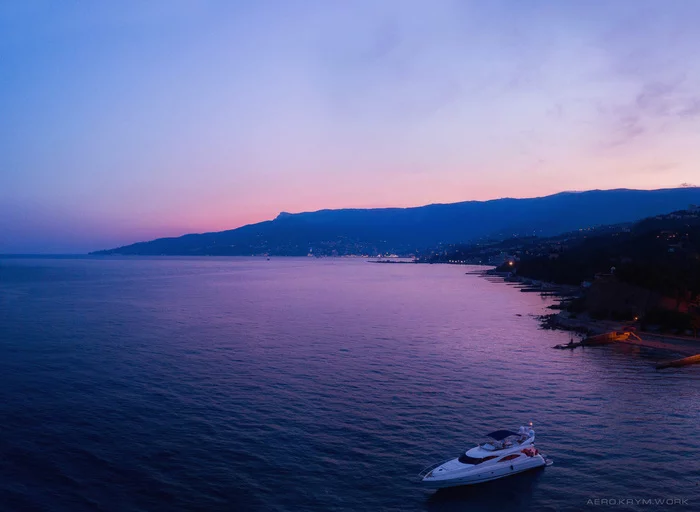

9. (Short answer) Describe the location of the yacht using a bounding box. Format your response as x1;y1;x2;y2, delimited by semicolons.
419;425;552;488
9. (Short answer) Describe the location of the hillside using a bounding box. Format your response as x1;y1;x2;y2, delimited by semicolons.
93;188;700;256
429;206;700;331
430;207;700;292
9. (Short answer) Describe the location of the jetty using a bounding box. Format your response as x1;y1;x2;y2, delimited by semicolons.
552;328;700;371
553;331;640;350
656;354;700;370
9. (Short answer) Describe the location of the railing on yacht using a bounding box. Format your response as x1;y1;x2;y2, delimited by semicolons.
418;459;453;478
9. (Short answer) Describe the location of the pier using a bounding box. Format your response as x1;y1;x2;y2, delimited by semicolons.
656;354;700;370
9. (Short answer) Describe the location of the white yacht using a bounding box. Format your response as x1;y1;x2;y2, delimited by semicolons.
419;425;552;489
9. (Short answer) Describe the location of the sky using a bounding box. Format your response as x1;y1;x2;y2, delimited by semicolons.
1;0;700;253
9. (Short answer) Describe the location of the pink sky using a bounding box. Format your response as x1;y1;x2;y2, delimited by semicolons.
2;1;700;252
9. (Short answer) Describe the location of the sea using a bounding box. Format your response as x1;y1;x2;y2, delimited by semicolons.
0;257;698;512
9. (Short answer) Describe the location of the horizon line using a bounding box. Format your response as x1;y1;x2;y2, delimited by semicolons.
3;185;698;255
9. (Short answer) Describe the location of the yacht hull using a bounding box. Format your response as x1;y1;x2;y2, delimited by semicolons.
422;455;546;489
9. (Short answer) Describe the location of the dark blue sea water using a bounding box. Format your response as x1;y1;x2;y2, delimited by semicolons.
0;257;698;512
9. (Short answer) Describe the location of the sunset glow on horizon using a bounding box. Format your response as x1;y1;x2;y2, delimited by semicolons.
2;0;700;252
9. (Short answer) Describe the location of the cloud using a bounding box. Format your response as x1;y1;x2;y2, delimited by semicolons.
641;162;679;174
597;104;646;149
364;19;402;62
678;98;700;119
598;78;700;149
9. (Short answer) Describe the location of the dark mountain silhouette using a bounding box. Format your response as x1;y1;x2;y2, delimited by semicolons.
92;188;700;256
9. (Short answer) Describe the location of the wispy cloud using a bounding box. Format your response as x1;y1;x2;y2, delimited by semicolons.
678;98;700;119
641;162;679;174
597;78;700;149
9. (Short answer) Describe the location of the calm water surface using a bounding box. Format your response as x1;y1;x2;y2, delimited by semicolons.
0;257;698;511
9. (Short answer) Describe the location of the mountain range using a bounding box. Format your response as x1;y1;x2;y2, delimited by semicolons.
93;188;700;256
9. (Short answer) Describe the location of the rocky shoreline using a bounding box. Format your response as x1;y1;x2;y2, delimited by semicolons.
485;269;700;362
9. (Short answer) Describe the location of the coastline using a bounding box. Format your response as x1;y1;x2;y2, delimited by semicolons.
545;311;700;358
486;269;700;362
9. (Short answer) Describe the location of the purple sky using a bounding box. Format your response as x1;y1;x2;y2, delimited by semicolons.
2;0;700;253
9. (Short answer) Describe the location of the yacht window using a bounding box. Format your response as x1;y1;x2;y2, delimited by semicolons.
498;454;520;462
458;454;497;465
